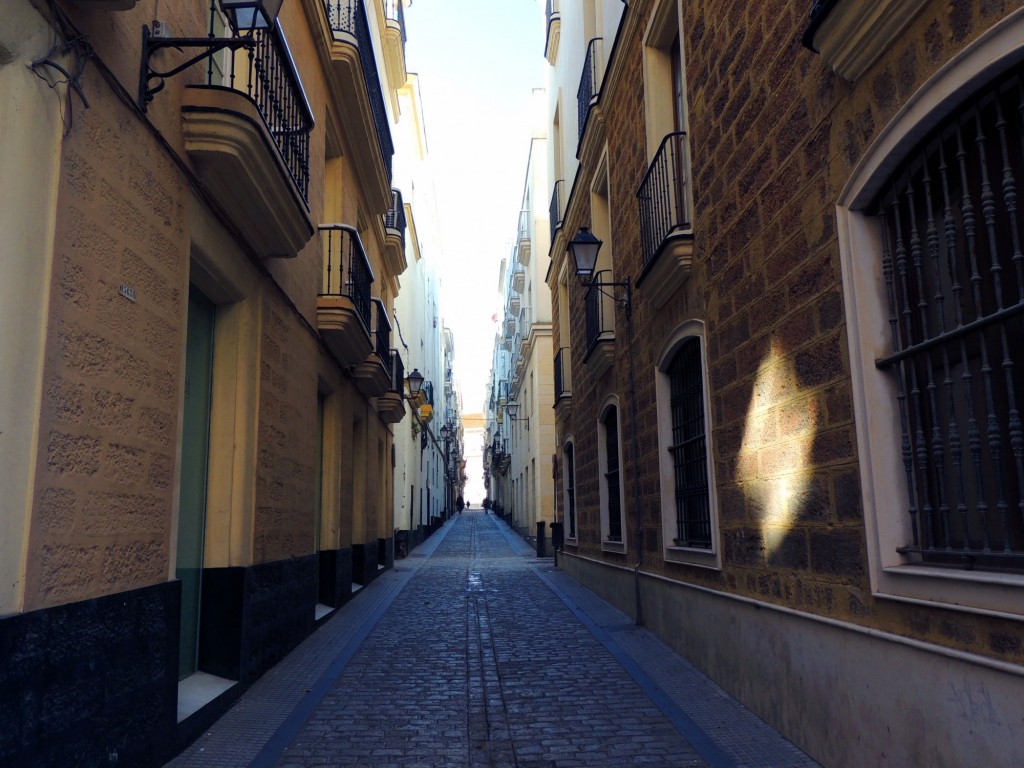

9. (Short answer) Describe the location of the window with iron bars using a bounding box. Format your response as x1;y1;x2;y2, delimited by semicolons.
603;406;623;543
874;66;1024;572
564;441;577;539
668;337;711;548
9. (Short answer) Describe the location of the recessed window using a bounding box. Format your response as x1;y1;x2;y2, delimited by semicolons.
838;17;1024;617
657;322;720;567
599;402;626;551
563;440;577;540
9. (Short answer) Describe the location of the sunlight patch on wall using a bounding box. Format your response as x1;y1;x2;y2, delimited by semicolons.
737;341;820;554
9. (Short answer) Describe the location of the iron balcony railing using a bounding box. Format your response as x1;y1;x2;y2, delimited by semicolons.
390;348;404;393
549;179;564;241
319;224;373;331
585;270;615;354
517;209;531;244
546;0;560;29
637;131;691;267
205;7;314;202
577;37;603;144
385;188;406;245
372;298;393;377
325;0;395;182
385;0;408;43
554;346;571;401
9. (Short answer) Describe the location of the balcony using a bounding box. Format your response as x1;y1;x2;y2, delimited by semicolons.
383;188;407;277
576;37;604;153
323;0;395;213
509;294;521;315
353;298;394;398
549;180;564;245
375;348;406;424
802;0;929;81
544;0;561;64
554;346;572;421
584;271;615;378
181;27;315;258
382;0;408;94
511;267;526;294
317;225;374;367
636;132;694;309
516;209;532;265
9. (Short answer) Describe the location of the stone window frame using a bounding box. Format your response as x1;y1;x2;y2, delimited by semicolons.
836;9;1024;620
597;396;627;554
655;320;721;569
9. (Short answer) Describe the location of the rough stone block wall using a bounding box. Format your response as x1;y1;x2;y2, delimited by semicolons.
255;299;319;563
560;0;1024;663
26;61;188;611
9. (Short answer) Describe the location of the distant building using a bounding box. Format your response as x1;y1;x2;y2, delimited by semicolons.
543;0;1024;765
486;90;557;538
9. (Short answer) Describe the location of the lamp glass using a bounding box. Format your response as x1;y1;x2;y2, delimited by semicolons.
568;226;602;279
406;368;424;396
440;424;450;440
221;0;283;33
506;401;519;418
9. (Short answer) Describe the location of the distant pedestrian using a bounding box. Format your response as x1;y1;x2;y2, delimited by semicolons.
456;496;465;514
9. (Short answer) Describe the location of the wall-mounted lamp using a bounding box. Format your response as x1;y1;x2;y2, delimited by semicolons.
568;226;631;317
506;400;529;431
138;0;284;111
405;367;424;399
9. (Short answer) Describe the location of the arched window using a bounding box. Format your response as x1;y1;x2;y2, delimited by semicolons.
837;15;1024;616
656;321;720;567
563;440;577;540
598;401;626;551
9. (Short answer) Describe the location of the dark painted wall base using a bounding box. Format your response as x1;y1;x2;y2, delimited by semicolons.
0;581;179;768
352;540;380;585
200;554;318;683
318;547;354;607
378;536;394;568
0;554;326;767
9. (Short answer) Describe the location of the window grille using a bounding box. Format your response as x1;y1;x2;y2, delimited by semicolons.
668;338;711;548
565;443;576;538
875;67;1024;571
603;407;622;542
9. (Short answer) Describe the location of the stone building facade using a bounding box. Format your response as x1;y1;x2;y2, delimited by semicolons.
545;0;1024;765
0;0;431;764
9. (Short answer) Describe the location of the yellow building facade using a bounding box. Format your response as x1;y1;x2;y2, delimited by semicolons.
0;0;414;763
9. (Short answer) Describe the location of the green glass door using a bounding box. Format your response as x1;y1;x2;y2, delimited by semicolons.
177;286;215;679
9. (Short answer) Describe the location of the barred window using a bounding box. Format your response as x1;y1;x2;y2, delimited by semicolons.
875;67;1024;571
602;406;623;543
564;442;577;539
668;338;711;548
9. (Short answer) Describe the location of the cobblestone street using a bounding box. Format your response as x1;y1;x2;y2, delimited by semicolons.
169;513;819;768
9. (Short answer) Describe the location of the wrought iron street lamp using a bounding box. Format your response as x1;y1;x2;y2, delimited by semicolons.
138;0;286;111
568;226;631;316
505;400;529;431
221;0;284;32
405;368;424;398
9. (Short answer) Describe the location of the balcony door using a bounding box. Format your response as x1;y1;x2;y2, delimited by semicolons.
177;286;216;679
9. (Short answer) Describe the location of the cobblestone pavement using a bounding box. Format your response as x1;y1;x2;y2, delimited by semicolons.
168;512;821;768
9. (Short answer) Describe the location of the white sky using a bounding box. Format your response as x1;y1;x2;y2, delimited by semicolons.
403;0;547;412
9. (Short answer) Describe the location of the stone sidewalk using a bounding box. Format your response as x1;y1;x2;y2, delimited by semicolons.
167;512;821;768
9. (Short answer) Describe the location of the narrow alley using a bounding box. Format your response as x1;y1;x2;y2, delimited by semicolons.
168;513;818;768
